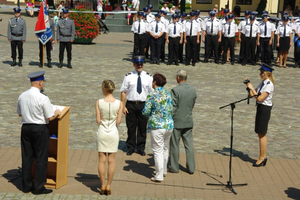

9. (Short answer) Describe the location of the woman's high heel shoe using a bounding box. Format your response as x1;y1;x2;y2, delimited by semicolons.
252;157;267;167
99;187;106;195
106;187;111;195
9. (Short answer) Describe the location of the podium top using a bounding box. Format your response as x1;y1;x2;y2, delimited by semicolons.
57;106;70;119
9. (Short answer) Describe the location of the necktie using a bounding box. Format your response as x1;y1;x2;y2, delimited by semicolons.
211;21;213;34
283;25;286;37
138;21;140;34
257;81;265;95
264;23;267;36
173;23;176;35
190;21;193;36
155;21;158;33
137;72;142;94
250;24;252;38
228;23;231;35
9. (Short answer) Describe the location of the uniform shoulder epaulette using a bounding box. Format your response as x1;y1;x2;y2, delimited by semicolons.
267;81;270;84
146;72;152;76
125;72;132;76
215;19;220;22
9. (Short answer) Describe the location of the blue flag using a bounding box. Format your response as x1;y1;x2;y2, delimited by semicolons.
35;0;52;45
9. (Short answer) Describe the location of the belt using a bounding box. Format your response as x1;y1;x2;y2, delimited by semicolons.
60;34;72;37
127;100;145;104
225;36;235;39
187;35;197;37
135;33;145;35
260;37;270;39
12;33;22;37
208;34;218;36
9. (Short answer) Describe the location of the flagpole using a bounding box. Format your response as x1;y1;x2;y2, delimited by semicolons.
43;45;45;66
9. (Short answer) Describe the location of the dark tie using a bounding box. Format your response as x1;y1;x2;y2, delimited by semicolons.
155;21;158;33
173;23;176;35
137;72;142;94
190;21;193;36
264;23;267;36
211;21;213;34
283;25;286;37
250;24;253;38
228;23;231;35
138;21;140;34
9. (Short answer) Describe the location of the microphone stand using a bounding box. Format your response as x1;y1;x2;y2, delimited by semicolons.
206;94;257;194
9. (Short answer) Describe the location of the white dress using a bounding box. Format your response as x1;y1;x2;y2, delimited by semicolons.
96;99;120;152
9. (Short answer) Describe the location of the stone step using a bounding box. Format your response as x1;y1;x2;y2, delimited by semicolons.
105;18;128;25
106;24;132;32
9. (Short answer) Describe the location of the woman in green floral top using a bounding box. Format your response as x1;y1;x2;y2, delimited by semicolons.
142;73;173;182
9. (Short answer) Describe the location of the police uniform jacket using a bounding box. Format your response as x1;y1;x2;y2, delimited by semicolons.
167;22;183;38
222;21;238;37
238;18;250;34
131;19;148;34
257;21;275;38
120;70;153;101
17;87;54;124
7;17;26;41
276;24;293;37
185;19;201;36
203;18;222;35
244;23;259;37
57;17;75;42
149;20;165;36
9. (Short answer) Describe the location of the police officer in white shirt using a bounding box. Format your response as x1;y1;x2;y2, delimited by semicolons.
238;10;251;63
149;13;165;64
292;10;300;67
120;56;153;156
160;10;169;62
131;11;148;57
294;23;300;68
242;15;259;66
146;5;155;23
221;14;238;65
203;10;222;64
184;12;200;66
220;9;230;59
194;10;203;62
143;8;152;59
257;14;276;65
179;12;187;63
166;14;183;65
17;71;61;194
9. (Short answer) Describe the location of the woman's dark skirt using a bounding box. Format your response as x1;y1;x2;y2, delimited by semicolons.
279;37;290;51
255;104;272;135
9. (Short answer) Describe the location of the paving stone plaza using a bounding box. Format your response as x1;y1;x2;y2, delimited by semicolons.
0;12;299;199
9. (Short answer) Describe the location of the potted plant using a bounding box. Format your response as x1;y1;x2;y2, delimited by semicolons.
69;6;100;44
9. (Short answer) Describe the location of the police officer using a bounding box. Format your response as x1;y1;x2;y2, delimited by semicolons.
57;9;75;69
238;10;251;63
292;10;300;68
257;14;276;65
166;14;183;65
178;12;187;63
220;9;230;59
120;56;153;156
146;4;155;23
7;7;26;67
17;71;61;194
160;10;169;63
243;15;259;66
203;10;222;64
222;14;238;65
39;18;55;68
149;13;165;64
184;12;200;66
131;11;148;58
195;10;203;62
144;5;155;59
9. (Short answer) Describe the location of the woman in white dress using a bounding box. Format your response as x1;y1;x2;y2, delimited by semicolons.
95;80;123;195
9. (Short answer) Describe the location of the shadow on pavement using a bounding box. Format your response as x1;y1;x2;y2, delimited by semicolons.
284;187;300;200
75;173;100;193
2;168;23;192
214;147;256;163
123;154;154;179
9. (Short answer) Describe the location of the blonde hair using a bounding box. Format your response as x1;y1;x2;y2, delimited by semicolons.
102;80;115;93
263;71;275;85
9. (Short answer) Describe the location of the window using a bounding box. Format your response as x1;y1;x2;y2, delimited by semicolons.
196;0;212;4
236;0;252;5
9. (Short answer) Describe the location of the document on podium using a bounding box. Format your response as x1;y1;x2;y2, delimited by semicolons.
52;105;65;112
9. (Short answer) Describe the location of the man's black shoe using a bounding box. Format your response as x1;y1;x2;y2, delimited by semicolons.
11;59;17;66
203;59;208;63
167;62;172;65
231;62;234;65
126;150;134;156
67;61;72;69
221;61;226;64
18;59;23;67
138;150;146;156
32;188;53;195
157;62;160;65
192;62;195;66
294;63;298;68
185;62;190;66
242;61;246;66
175;62;179;66
58;60;63;68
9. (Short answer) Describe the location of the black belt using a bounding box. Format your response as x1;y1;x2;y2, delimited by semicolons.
60;34;72;37
225;37;235;39
260;37;271;39
208;34;218;36
12;33;22;37
135;33;145;35
127;100;145;104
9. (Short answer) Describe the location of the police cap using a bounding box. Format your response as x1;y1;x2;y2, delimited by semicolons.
259;63;274;72
27;71;45;82
133;56;144;64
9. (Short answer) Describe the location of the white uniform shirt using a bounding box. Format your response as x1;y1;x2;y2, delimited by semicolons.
203;18;222;35
120;70;153;101
276;24;293;37
222;21;238;37
160;16;169;30
292;19;300;31
256;78;274;106
149;20;165;36
180;19;186;30
244;23;259;37
131;19;148;34
196;17;203;31
167;22;183;37
146;13;155;23
17;87;54;124
257;21;276;38
297;25;300;34
238;18;250;34
185;19;201;36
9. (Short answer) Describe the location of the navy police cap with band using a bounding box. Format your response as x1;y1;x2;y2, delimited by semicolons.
182;12;187;17
259;63;274;72
137;11;143;16
28;71;45;82
13;7;21;12
224;9;229;13
228;14;234;19
143;7;148;12
63;9;69;13
161;10;167;15
250;15;255;20
147;4;153;9
133;56;144;64
245;10;251;15
155;13;161;18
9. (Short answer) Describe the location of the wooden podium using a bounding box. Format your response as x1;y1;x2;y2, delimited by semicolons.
45;106;70;189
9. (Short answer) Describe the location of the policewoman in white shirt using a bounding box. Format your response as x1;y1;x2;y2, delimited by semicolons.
17;71;61;194
276;16;293;68
246;64;275;167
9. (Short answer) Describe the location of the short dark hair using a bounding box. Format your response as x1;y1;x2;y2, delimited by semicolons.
153;73;167;87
